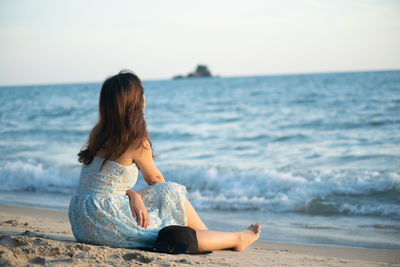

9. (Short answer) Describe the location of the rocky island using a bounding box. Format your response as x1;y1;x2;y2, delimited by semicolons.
173;64;214;79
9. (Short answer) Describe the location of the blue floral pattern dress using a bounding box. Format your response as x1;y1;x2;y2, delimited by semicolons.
68;156;187;248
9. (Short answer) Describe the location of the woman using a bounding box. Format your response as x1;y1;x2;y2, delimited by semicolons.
68;70;260;252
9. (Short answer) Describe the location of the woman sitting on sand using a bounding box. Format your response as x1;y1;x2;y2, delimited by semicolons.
68;70;260;252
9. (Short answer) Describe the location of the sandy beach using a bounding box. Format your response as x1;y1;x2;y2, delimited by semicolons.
0;204;399;266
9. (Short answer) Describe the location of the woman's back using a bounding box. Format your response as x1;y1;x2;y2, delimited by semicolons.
78;156;138;195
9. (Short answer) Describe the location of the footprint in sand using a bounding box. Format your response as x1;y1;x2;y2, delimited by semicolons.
21;230;44;238
122;252;154;263
28;256;46;265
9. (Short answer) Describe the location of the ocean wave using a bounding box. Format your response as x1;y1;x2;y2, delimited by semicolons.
0;161;79;194
150;131;195;140
232;134;271;141
0;129;88;143
285;119;400;131
1;160;399;218
162;166;400;218
271;134;307;142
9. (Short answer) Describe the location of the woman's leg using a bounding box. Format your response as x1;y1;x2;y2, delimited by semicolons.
184;198;261;251
196;224;261;252
184;198;208;230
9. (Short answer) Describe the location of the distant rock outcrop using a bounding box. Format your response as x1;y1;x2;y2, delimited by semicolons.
173;65;213;79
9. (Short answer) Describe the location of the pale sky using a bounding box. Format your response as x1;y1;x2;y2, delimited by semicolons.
0;0;399;86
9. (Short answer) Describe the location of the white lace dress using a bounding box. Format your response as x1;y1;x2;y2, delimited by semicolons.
68;156;187;248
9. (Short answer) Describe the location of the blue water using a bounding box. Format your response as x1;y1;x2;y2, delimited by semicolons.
0;70;399;249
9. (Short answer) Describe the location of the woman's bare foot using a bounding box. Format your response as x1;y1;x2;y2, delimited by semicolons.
233;224;261;252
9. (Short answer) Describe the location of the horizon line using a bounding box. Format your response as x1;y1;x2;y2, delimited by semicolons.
0;68;399;88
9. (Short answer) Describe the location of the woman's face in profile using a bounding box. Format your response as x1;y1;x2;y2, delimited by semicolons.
143;95;146;112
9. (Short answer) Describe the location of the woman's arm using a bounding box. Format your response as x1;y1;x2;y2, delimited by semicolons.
126;189;149;228
129;139;165;185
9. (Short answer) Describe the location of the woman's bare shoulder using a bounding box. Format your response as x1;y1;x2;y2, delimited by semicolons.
126;139;152;158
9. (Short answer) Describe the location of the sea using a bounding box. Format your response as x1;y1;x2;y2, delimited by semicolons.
0;70;399;250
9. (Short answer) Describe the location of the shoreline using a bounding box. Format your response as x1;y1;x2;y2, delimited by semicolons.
1;204;399;266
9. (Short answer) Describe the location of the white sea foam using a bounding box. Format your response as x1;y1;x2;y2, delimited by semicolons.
161;165;400;218
1;160;399;218
0;161;79;194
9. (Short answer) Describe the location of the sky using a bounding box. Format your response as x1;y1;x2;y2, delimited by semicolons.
0;0;399;86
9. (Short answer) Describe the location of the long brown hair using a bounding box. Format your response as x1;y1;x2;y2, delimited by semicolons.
78;70;152;165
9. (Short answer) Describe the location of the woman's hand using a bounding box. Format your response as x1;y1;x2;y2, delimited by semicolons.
126;190;150;228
